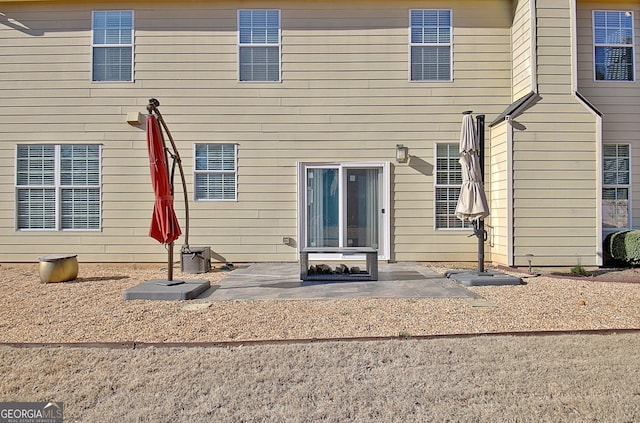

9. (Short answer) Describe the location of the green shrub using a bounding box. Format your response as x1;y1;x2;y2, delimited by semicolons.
570;265;588;276
605;230;640;266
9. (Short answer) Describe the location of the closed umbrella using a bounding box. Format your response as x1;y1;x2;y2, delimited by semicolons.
455;111;489;273
146;112;181;280
455;113;489;222
445;112;521;285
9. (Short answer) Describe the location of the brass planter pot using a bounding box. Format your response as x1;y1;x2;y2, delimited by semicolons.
38;255;78;283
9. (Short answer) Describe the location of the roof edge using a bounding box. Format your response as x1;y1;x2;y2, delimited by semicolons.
574;91;603;117
489;91;539;127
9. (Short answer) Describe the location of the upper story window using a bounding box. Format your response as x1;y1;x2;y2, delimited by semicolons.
238;9;281;82
194;144;237;201
16;144;101;230
435;143;469;229
92;10;134;82
410;9;452;81
593;10;635;81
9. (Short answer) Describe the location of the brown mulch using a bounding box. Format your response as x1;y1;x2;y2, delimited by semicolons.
545;267;640;283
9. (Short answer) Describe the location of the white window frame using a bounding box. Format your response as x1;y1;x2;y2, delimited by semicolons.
434;143;470;230
602;143;631;232
409;9;453;82
15;144;102;231
238;9;282;82
91;10;134;82
593;10;635;82
193;143;238;201
296;161;390;260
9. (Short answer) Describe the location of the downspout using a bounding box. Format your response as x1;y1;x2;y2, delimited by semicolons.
505;116;515;267
593;114;603;266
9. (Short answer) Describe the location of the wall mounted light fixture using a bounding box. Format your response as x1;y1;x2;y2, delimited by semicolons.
126;111;143;125
396;144;409;163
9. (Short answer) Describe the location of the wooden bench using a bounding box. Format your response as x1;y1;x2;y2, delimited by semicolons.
300;247;378;281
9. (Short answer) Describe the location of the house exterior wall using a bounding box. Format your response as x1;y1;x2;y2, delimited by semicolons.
488;120;511;266
512;0;534;99
576;0;640;230
509;0;600;266
0;0;514;263
486;0;533;268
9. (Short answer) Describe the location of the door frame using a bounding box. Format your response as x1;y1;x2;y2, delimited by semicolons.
296;161;390;260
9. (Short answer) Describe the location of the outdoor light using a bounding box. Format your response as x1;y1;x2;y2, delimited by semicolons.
525;253;534;274
396;144;409;163
126;111;143;125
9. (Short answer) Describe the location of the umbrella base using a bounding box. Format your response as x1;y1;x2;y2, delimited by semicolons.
154;280;185;286
445;270;522;286
123;279;210;301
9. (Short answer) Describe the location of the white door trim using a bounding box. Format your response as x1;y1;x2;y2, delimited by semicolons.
296;161;390;260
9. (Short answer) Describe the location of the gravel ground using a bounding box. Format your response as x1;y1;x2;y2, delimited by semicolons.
0;262;638;344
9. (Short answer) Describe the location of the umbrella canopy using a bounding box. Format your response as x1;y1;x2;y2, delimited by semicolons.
455;113;489;222
146;114;181;245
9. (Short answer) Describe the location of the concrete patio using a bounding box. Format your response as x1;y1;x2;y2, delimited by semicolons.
196;262;480;301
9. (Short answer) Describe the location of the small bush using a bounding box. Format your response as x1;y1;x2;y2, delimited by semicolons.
604;230;640;266
570;265;588;276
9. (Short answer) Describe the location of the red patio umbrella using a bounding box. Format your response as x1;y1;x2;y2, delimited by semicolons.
147;113;182;245
146;112;182;282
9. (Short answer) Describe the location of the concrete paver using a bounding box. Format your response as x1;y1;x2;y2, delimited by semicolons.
197;262;479;301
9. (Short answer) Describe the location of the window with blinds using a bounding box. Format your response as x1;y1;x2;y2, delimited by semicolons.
16;144;101;230
92;10;134;82
194;144;237;201
603;144;630;229
593;10;635;81
410;9;452;81
435;143;468;229
238;9;281;82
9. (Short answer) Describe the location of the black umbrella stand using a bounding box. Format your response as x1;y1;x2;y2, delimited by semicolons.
475;114;486;274
445;112;522;286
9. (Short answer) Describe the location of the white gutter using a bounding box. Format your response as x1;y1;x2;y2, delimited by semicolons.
505;116;516;267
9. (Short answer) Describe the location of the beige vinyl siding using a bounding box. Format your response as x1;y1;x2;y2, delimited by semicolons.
1;0;512;263
576;0;640;230
512;0;534;99
507;0;599;266
488;120;510;266
510;113;600;267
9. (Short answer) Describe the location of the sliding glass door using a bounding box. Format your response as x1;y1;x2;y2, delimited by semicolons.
300;162;389;258
307;168;340;247
345;168;379;248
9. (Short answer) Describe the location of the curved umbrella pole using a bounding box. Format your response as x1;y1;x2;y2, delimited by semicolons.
146;98;191;254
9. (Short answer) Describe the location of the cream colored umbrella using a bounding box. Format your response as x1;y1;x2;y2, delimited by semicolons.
455;111;489;274
455;112;489;222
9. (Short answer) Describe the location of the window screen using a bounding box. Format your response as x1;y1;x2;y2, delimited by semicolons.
593;10;634;81
410;9;452;81
238;9;281;82
92;10;134;82
16;144;101;230
194;144;237;200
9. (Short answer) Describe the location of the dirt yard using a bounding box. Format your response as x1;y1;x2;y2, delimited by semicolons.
0;262;639;422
